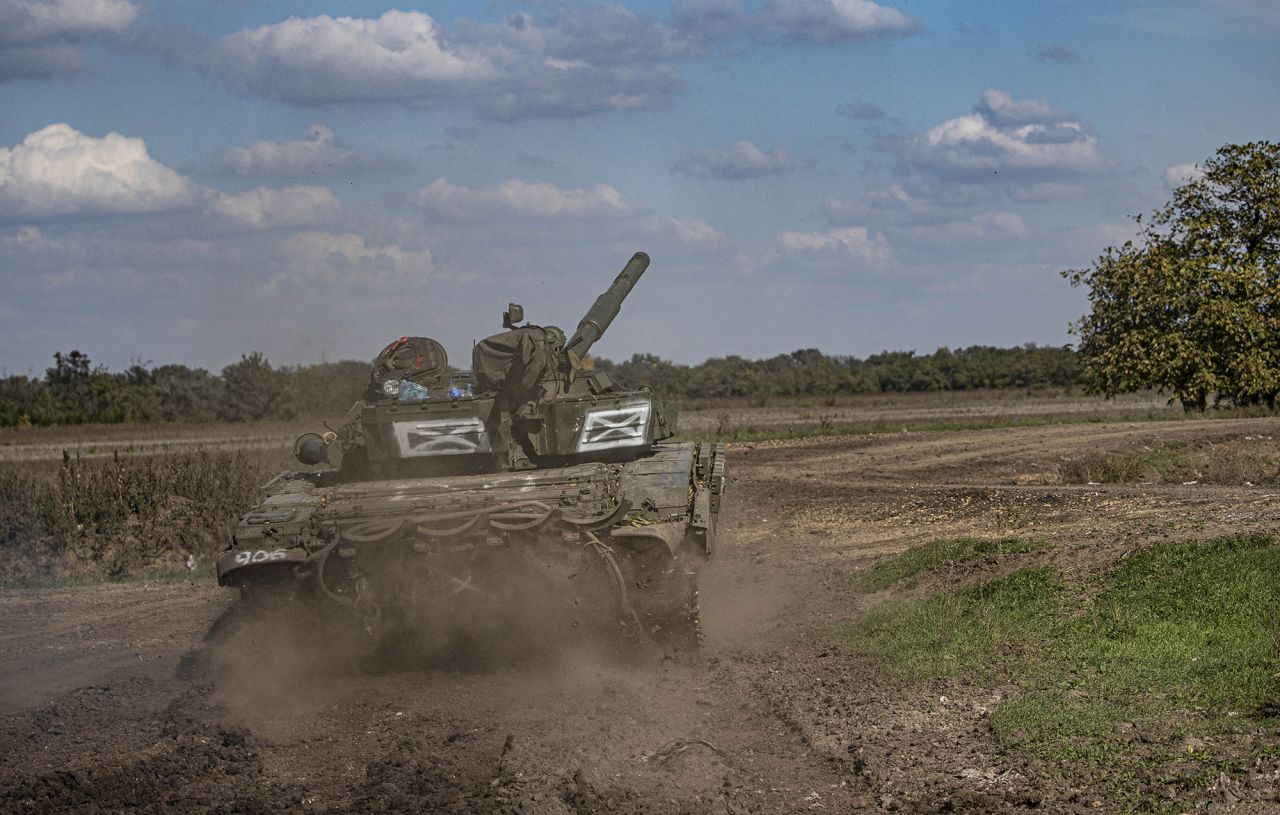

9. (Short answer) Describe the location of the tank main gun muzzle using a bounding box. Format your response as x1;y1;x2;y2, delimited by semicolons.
565;251;650;361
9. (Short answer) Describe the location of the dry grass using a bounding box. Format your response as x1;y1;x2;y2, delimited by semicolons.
1060;439;1280;485
0;450;273;584
1059;451;1152;484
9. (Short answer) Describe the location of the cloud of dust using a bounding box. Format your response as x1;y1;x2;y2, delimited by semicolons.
697;529;812;651
191;549;681;740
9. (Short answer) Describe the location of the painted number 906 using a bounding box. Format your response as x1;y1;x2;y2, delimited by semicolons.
233;548;289;566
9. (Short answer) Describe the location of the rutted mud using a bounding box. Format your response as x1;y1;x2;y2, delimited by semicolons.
3;417;1280;812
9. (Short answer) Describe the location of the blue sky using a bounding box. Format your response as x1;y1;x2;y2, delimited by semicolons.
2;0;1277;374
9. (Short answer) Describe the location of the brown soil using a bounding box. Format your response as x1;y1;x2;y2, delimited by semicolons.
3;417;1279;813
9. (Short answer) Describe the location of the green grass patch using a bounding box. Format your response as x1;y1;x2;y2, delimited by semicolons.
1059;534;1280;711
840;533;1280;805
842;566;1063;680
851;536;1047;591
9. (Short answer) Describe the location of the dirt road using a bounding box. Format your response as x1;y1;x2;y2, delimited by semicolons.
3;418;1278;813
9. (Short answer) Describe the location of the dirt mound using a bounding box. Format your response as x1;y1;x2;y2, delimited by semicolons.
2;685;284;814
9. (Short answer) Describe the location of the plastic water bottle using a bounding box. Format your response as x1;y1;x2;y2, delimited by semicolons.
398;380;429;402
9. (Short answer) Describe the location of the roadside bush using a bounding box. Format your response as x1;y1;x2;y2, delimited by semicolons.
0;451;271;582
1060;442;1280;485
1059;451;1152;484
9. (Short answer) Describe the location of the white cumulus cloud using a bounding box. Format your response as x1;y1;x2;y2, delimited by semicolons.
672;140;793;180
201;3;916;119
780;226;892;261
0;123;198;218
209;10;496;103
205;7;685;120
221;125;374;179
972;89;1071;128
674;0;915;43
906;211;1029;244
413;178;628;220
664;216;726;246
901;89;1108;183
209;185;341;229
271;231;435;291
822;185;935;225
671;0;746;41
0;0;136;42
758;0;916;42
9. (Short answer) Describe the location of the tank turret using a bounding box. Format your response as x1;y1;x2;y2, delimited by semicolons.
285;253;675;473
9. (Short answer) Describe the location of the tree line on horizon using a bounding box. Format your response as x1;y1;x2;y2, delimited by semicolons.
0;344;1080;428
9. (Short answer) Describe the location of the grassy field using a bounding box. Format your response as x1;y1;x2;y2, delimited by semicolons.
841;534;1280;810
677;388;1178;439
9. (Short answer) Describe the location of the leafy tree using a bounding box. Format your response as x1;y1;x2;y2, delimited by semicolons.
1065;141;1280;410
153;364;223;422
687;355;770;398
786;348;857;394
591;353;692;398
290;360;369;415
864;350;920;391
45;350;92;386
221;352;297;421
0;375;54;426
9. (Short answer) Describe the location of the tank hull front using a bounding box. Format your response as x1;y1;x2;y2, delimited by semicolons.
218;441;725;650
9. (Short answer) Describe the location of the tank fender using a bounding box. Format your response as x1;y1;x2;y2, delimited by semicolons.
216;545;312;586
610;521;688;557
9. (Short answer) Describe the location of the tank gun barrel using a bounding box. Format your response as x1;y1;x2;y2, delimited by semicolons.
565;251;650;360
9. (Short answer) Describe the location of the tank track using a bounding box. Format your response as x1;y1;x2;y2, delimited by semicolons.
625;547;703;654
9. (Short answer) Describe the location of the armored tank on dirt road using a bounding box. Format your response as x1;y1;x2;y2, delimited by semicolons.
216;253;725;654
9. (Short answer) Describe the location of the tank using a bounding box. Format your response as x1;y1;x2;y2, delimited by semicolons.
216;252;724;654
